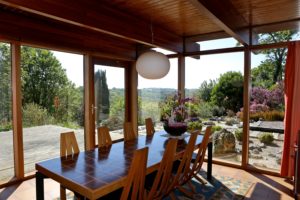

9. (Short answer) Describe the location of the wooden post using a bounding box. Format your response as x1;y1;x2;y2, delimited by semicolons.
11;42;24;178
242;47;251;168
125;62;138;134
84;54;95;150
178;55;185;97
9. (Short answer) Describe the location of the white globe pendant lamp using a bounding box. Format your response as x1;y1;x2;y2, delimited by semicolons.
136;50;170;79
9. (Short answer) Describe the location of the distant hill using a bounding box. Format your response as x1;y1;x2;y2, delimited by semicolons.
109;88;198;101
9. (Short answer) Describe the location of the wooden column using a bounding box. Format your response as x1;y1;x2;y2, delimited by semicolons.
242;47;251;168
178;55;185;97
125;62;138;134
84;54;95;150
11;42;24;178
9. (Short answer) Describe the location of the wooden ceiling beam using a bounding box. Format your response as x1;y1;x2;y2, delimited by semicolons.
0;9;136;61
189;0;250;45
0;0;184;53
185;31;230;43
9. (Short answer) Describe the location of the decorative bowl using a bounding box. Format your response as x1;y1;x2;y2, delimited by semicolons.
163;122;187;136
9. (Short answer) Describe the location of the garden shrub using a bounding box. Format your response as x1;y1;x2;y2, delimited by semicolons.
0;121;12;132
211;105;226;117
22;103;53;127
225;118;236;126
234;129;243;141
101;116;123;131
187;121;202;132
226;110;235;117
212;125;222;133
238;110;284;121
258;132;274;144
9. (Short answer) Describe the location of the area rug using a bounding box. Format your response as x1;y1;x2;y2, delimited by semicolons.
54;172;253;200
164;171;253;200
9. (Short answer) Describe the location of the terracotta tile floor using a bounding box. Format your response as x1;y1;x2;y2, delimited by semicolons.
0;163;294;200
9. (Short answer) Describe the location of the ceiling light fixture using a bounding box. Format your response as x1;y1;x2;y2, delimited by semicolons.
136;21;170;79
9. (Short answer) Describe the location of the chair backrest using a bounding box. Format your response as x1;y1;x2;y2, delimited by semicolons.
145;118;155;136
97;126;112;148
147;139;178;200
124;122;137;141
60;131;80;157
190;126;212;177
168;132;198;191
120;147;148;200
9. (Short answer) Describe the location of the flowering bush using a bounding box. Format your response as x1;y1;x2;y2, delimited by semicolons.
238;82;284;121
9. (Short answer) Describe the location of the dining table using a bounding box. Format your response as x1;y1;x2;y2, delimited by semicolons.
35;131;213;200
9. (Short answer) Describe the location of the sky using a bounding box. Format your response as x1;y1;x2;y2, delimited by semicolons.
52;38;266;89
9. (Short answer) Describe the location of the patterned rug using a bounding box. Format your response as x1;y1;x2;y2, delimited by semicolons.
54;172;253;200
164;171;253;200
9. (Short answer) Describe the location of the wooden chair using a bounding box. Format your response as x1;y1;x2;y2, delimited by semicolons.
167;132;199;199
99;147;149;200
60;131;80;157
189;126;212;185
97;126;112;150
124;122;137;141
60;131;80;200
147;139;178;200
145;118;155;136
175;126;212;197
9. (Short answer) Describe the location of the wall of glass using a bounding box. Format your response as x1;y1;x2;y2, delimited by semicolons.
249;47;286;171
0;42;14;183
138;58;178;135
94;65;125;141
21;46;84;174
185;52;244;165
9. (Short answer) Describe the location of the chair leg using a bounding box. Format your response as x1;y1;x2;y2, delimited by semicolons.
187;180;196;193
177;186;194;198
194;174;207;184
169;191;177;200
60;185;66;200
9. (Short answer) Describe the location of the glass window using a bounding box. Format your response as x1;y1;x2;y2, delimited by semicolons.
94;65;125;141
197;38;239;51
21;46;84;174
0;42;14;183
138;58;178;135
249;47;286;171
185;52;244;165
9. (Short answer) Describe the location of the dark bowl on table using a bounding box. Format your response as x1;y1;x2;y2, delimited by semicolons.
163;122;187;136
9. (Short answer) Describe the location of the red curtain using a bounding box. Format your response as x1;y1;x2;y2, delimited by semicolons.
281;41;300;177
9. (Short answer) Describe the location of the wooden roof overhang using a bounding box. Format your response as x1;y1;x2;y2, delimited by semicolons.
0;0;299;61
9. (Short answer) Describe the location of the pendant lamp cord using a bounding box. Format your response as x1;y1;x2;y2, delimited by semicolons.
151;19;154;45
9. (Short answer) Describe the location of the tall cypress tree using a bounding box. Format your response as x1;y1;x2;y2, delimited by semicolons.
94;69;110;125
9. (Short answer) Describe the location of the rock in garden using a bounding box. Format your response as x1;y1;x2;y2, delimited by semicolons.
213;129;236;154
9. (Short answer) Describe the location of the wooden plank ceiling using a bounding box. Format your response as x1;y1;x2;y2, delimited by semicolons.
0;0;299;60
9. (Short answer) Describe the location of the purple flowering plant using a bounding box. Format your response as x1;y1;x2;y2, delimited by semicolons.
160;92;194;125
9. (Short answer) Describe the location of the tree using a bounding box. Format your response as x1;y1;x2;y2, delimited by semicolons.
251;61;275;88
94;70;110;125
197;80;216;102
0;43;12;123
21;46;69;114
253;30;298;85
211;71;244;112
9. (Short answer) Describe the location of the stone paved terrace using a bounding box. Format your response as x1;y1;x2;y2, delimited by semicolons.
250;121;284;133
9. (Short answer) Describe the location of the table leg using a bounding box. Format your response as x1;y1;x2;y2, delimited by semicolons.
36;172;45;200
207;142;212;180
